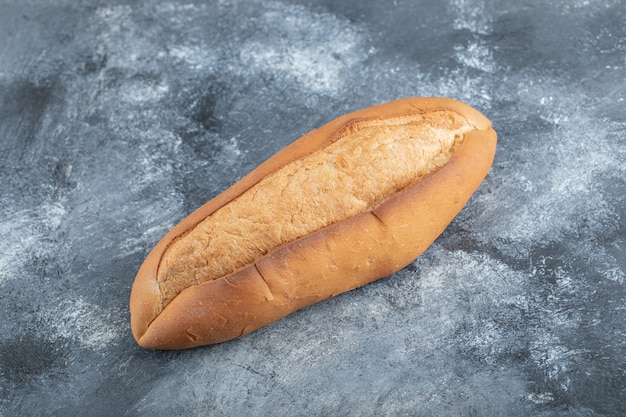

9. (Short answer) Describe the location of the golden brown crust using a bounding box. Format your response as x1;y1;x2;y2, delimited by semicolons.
130;97;497;349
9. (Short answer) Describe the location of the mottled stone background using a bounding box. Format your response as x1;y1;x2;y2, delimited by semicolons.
1;0;624;415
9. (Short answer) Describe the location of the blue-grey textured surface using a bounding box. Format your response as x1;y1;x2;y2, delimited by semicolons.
1;0;625;415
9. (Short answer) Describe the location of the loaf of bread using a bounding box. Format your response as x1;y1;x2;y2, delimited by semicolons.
130;97;497;349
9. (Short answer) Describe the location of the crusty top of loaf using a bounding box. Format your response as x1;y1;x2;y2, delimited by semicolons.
155;110;474;312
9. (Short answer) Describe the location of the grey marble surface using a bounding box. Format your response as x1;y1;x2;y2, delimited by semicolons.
1;0;625;415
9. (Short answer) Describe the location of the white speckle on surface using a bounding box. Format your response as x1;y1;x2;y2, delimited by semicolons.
0;211;33;285
92;4;163;72
168;45;217;71
239;3;365;95
428;69;493;108
529;331;588;388
121;80;170;103
603;266;625;284
449;0;493;35
454;41;496;73
224;136;243;158
540;96;553;105
0;203;66;285
94;4;133;32
474;77;624;258
527;392;555;405
153;2;199;14
47;297;124;350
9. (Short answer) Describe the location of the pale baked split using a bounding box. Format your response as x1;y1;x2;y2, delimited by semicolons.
156;111;473;312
